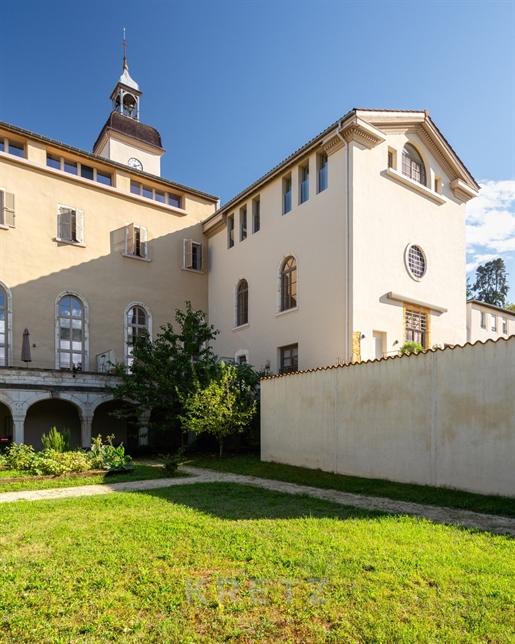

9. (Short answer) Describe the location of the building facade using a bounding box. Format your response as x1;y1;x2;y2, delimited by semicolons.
466;300;515;343
203;110;479;373
0;59;217;447
1;59;486;448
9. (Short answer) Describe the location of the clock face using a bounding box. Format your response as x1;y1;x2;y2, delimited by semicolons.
128;157;143;171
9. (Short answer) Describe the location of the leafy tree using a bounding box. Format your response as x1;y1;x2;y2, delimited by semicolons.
110;302;219;445
180;361;257;457
505;303;515;312
466;276;473;299
471;258;510;307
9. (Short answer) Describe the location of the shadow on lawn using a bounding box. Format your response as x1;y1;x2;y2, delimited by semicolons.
135;481;393;522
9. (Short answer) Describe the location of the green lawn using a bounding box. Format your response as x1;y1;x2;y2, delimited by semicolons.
0;464;171;492
0;482;514;643
187;454;515;519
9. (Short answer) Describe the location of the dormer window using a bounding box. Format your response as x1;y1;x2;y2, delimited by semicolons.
402;144;426;186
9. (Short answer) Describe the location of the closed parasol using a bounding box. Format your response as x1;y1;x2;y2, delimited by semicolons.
21;328;32;365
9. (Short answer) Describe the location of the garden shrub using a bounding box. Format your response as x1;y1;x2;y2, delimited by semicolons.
159;446;186;475
30;450;91;476
90;435;134;472
3;443;36;471
399;341;424;355
41;426;70;453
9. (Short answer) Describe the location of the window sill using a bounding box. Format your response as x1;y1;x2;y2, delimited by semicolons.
181;267;205;274
122;253;152;263
54;237;86;248
0;224;10;230
386;168;446;205
276;306;299;318
233;323;249;332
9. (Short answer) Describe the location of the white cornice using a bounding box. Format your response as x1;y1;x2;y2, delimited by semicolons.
339;116;386;149
386;168;447;205
450;179;478;203
387;292;448;313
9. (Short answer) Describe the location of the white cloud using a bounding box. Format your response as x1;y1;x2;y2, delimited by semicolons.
466;179;515;275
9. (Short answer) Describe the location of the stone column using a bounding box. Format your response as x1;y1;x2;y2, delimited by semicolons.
12;415;25;444
81;416;93;448
138;411;150;446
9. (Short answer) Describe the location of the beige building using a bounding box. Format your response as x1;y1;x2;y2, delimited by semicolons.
0;59;217;447
466;299;515;343
0;56;484;448
203;109;479;373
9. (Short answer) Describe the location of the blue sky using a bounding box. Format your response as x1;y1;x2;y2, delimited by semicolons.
0;0;514;297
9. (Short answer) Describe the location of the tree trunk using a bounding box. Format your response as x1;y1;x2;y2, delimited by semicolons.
219;437;223;458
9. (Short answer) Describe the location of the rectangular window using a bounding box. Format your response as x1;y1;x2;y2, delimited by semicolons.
240;206;247;241
142;185;153;200
388;151;393;168
0;190;15;228
0;139;4;152
184;239;202;271
155;190;165;203
168;193;182;208
130;180;141;195
502;318;507;334
64;159;78;175
300;164;309;204
8;140;24;158
47;153;61;170
253;196;260;233
480;311;486;329
318;153;328;192
238;355;247;365
126;223;148;259
279;343;298;375
58;206;84;244
227;214;235;248
405;309;427;348
283;176;292;214
96;170;112;186
491;315;497;332
80;164;94;181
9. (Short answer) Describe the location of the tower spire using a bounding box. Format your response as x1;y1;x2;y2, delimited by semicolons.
121;28;128;71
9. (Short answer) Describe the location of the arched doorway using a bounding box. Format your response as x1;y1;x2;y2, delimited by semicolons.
25;399;81;449
0;402;13;446
92;400;139;452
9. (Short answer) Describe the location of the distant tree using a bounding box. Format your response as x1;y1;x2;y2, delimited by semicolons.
471;258;509;307
180;361;257;457
110;302;219;444
466;276;473;299
505;303;515;312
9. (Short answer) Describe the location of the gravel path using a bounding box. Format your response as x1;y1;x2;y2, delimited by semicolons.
1;466;514;537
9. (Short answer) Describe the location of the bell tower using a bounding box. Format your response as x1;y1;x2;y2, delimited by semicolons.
93;33;165;176
110;33;141;120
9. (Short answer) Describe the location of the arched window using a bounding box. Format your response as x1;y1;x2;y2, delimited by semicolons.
236;280;249;326
57;294;86;370
0;285;7;366
281;257;297;311
126;305;149;365
402;144;426;186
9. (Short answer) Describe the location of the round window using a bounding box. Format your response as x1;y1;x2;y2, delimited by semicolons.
406;244;426;280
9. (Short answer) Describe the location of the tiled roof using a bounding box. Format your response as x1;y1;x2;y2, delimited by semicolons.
260;336;515;380
93;111;163;151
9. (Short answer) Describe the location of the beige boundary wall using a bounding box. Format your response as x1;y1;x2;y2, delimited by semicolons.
261;337;515;498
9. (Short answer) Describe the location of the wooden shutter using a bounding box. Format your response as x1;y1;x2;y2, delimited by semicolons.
59;207;72;241
2;192;15;227
140;226;148;259
75;209;84;243
184;239;193;268
126;223;135;254
197;243;203;271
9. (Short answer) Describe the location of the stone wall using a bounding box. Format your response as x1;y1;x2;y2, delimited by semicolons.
261;337;515;497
